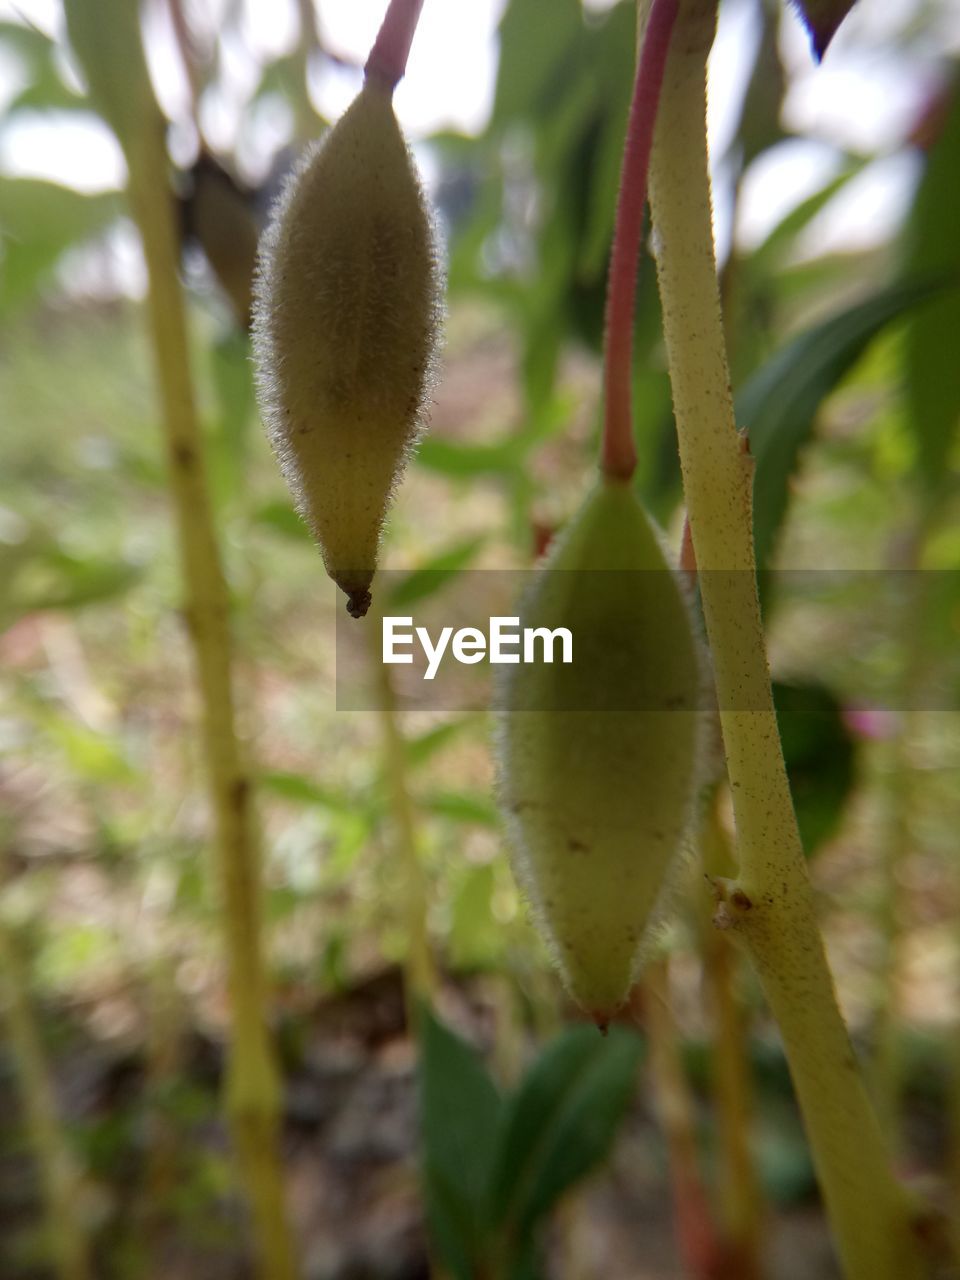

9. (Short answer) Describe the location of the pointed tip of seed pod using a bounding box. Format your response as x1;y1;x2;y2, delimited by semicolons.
346;588;372;619
592;1015;610;1036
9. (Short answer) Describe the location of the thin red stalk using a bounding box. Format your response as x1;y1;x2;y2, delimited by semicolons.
365;0;425;92
602;0;678;480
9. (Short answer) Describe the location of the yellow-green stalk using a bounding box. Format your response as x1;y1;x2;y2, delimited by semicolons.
366;607;435;1016
0;916;91;1280
641;959;721;1278
698;799;764;1280
62;3;298;1276
643;1;929;1275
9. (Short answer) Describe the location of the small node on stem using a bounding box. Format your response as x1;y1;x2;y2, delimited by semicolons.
707;876;753;931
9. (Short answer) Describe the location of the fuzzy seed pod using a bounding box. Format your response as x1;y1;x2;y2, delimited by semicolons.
253;81;439;617
495;481;703;1024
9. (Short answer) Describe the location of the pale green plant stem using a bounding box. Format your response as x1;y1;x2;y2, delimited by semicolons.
0;917;90;1280
124;126;298;1280
870;502;943;1140
698;801;764;1280
643;2;928;1275
366;613;435;1015
640;960;719;1278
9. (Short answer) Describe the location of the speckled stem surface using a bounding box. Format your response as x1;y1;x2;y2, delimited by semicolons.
645;2;929;1275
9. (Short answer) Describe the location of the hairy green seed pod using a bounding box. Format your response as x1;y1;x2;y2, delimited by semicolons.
495;481;703;1023
253;80;439;617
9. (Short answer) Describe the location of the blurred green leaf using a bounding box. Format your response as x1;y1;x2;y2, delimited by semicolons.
423;790;500;827
902;82;960;496
0;20;83;115
742;277;942;570
577;5;635;281
414;435;530;478
492;0;582;128
750;157;867;272
36;709;135;784
449;864;500;970
207;331;256;505
406;716;477;767
252;500;311;541
419;1011;503;1280
387;538;486;608
487;1024;642;1239
259;770;353;812
773;681;855;855
735;5;787;165
0;176;120;315
1;537;141;624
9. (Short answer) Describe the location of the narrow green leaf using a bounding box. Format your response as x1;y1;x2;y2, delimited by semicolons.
902;82;960;495
487;1024;642;1239
386;538;486;608
773;681;855;857
0;177;119;314
423;791;500;828
448;864;500;970
252;500;311;541
259;771;352;812
750;158;867;272
406;717;477;767
741;277;942;570
2;541;141;621
492;0;582;128
414;436;530;478
419;1011;503;1280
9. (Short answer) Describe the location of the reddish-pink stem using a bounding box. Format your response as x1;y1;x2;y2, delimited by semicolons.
602;0;679;480
365;0;425;91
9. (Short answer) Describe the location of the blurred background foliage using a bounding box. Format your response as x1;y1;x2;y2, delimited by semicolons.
0;0;959;1276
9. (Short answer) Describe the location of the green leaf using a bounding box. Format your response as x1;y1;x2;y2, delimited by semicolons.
207;331;256;506
38;711;136;783
789;0;859;60
735;6;787;165
419;1011;503;1280
252;500;311;541
741;277;943;570
259;771;352;812
773;681;855;856
487;1024;642;1240
492;0;582;129
0;20;83;114
577;3;635;281
0;176;120;315
414;435;530;478
1;538;141;624
749;157;867;272
902;82;960;495
448;864;500;970
406;717;477;767
386;538;486;608
423;791;500;828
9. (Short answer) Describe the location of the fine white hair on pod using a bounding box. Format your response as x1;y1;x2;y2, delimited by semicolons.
252;80;442;618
